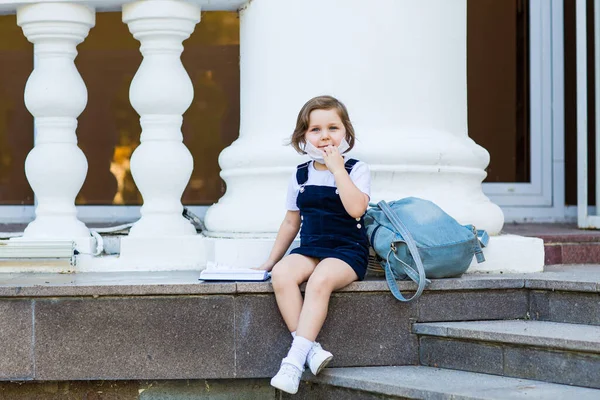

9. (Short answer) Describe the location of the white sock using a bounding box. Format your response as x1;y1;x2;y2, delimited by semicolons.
284;336;313;371
291;331;296;338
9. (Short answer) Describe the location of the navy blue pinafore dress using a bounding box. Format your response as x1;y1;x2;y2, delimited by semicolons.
289;158;370;280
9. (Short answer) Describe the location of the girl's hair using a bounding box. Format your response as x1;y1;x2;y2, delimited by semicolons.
290;95;356;154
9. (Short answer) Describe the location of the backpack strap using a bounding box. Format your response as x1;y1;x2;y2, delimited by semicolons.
296;161;310;185
377;200;428;302
344;158;359;174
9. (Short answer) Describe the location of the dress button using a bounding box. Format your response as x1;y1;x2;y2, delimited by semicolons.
335;189;339;194
357;223;362;229
299;187;305;193
355;217;360;221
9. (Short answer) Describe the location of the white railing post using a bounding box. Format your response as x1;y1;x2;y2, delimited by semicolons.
16;2;95;253
119;0;206;270
576;0;600;228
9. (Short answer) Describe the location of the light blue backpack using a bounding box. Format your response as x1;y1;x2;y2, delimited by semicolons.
364;197;489;302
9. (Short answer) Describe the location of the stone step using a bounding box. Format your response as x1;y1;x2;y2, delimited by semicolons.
413;320;600;389
290;366;600;400
503;223;600;265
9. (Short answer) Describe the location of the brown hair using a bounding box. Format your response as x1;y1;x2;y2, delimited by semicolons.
290;95;356;154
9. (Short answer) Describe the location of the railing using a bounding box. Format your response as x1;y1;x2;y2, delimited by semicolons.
577;0;600;228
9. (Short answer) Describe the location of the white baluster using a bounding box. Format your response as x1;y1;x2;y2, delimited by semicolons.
122;0;198;237
119;0;205;270
16;3;95;253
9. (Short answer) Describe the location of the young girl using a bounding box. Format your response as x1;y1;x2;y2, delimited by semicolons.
257;95;371;394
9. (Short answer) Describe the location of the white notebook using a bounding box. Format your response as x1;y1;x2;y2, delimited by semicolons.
199;262;271;282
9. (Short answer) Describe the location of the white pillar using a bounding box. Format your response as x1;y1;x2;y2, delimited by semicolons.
16;3;95;253
205;0;544;272
119;0;205;270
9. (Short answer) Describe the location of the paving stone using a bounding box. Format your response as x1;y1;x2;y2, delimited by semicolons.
0;299;33;380
418;337;504;375
504;346;600;389
417;290;528;322
530;291;600;325
34;296;235;380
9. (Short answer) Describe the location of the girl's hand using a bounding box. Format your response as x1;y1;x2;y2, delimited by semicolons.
253;259;276;272
323;145;345;175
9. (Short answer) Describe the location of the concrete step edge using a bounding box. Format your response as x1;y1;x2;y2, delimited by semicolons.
303;366;600;400
413;320;600;353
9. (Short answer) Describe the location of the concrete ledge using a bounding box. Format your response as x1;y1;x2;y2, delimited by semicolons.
0;265;597;297
302;366;600;399
418;336;600;389
413;320;600;353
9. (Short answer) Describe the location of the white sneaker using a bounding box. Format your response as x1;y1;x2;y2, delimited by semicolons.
270;360;303;394
306;342;333;375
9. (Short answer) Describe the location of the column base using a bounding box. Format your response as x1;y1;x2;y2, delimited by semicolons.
468;234;545;274
118;235;206;271
204;234;544;273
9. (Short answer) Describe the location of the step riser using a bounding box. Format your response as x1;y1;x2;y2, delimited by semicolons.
282;383;404;400
530;290;600;326
544;243;600;265
419;337;600;389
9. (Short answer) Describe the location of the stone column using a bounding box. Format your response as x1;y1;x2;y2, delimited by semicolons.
119;0;205;270
204;0;544;272
16;2;95;253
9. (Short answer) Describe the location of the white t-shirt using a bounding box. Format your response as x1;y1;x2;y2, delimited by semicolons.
286;160;371;211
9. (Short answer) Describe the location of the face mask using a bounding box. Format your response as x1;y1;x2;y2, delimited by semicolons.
303;138;350;164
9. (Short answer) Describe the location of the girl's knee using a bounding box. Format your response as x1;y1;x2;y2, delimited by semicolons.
306;273;333;296
271;262;295;287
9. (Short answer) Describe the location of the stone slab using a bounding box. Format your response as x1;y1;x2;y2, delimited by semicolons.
419;337;504;375
543;244;562;265
529;290;600;325
2;265;600;298
417;290;528;322
234;292;419;377
0;381;139;400
504;346;600;389
318;293;418;368
413;320;600;353
0;271;237;297
561;243;600;264
234;295;292;377
305;366;600;399
288;382;400;400
138;379;275;400
0;300;33;380
34;296;235;380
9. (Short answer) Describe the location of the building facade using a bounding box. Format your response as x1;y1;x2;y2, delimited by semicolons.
1;0;592;273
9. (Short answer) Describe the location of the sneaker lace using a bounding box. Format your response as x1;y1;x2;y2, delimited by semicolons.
307;342;322;360
279;363;302;379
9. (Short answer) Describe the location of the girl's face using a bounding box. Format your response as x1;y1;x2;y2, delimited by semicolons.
304;108;347;149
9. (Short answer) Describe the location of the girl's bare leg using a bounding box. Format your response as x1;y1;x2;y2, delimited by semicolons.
295;258;358;341
270;254;318;332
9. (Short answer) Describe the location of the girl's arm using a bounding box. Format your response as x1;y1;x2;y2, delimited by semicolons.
256;210;301;271
333;170;369;218
323;146;369;218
